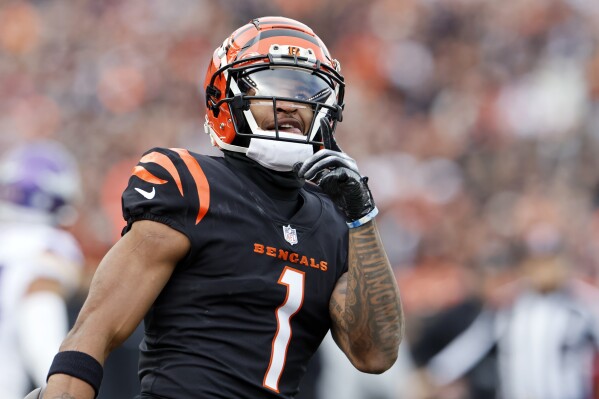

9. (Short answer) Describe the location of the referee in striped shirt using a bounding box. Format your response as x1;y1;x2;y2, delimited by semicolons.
424;226;599;399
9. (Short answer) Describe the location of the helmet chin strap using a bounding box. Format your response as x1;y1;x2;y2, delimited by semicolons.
246;132;314;172
241;104;319;172
205;119;313;172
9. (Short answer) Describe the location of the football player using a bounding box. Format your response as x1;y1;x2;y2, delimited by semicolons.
0;140;83;399
30;16;404;399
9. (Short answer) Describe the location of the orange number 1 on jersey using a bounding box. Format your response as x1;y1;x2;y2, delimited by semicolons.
263;266;306;392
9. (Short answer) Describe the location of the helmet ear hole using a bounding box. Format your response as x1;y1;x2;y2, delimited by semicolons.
231;134;252;148
229;106;252;147
205;84;222;118
210;104;220;118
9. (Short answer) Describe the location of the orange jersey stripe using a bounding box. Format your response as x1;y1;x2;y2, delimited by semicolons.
139;151;183;196
131;165;168;185
171;148;210;224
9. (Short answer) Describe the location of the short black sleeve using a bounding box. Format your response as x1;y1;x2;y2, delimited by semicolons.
121;147;193;237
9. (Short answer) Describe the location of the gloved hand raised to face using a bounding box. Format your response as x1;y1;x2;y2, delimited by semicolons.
297;149;378;228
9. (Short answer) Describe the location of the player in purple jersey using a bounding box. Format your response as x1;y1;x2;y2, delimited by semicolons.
29;16;404;399
0;140;83;399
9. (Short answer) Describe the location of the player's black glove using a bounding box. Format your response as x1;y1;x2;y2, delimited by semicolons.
297;149;378;228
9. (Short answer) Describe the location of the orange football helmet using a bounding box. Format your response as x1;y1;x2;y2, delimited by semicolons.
203;16;345;153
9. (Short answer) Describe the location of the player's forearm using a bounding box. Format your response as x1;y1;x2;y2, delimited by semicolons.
39;269;134;399
42;373;96;399
29;313;112;399
35;304;147;398
343;220;404;372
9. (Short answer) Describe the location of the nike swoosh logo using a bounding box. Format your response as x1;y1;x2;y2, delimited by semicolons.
135;187;155;199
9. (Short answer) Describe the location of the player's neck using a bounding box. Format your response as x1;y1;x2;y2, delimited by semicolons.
223;151;303;200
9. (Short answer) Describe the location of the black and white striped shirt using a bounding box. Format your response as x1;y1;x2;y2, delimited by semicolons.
427;280;599;399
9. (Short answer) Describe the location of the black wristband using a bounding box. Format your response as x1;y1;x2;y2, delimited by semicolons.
47;351;103;398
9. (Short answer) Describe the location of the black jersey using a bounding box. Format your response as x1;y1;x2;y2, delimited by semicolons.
121;147;349;399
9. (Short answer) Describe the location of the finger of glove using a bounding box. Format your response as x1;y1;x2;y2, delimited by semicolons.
319;168;367;216
319;167;361;188
298;149;341;176
299;151;358;180
301;154;358;181
320;167;374;217
321;117;334;150
318;168;349;199
299;149;356;174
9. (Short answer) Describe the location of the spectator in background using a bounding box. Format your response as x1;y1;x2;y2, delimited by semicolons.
408;239;519;399
0;140;83;399
419;224;599;399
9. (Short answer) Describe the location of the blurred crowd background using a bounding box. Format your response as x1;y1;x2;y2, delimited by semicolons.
3;0;599;398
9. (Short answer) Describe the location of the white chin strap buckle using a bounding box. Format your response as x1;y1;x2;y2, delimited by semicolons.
246;133;313;172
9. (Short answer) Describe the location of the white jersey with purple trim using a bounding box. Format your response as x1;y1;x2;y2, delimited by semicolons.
0;222;83;399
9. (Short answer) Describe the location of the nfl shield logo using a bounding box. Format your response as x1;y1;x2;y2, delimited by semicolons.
283;225;298;245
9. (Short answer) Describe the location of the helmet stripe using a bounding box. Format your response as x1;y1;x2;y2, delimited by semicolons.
230;25;255;49
237;29;324;59
251;17;309;30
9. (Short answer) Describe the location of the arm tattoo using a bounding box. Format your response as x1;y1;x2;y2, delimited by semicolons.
329;274;348;332
345;222;403;359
